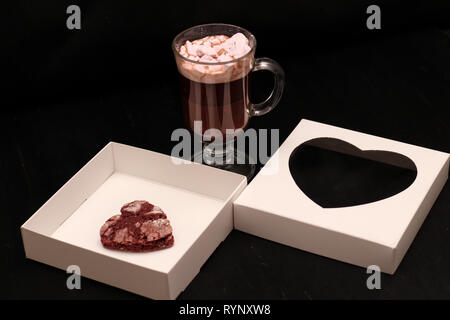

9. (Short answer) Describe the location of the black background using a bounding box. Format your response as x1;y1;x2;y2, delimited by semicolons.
2;0;450;299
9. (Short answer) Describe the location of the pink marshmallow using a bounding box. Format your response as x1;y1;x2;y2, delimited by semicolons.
177;33;253;83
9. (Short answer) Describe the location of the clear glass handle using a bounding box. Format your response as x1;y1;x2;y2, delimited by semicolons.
248;57;285;117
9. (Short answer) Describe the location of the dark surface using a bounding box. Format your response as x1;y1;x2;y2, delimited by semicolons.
2;1;450;299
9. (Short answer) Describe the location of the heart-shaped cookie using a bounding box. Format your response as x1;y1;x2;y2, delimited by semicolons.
288;138;417;208
100;200;174;252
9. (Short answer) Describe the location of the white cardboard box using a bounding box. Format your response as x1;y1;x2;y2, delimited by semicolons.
234;119;449;274
21;142;247;299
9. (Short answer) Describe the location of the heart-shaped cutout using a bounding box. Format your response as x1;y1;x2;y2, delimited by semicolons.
288;138;417;208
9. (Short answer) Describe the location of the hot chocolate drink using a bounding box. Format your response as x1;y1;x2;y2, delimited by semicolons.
176;33;253;137
173;24;284;178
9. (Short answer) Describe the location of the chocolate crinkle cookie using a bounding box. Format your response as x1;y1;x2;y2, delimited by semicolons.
100;200;174;252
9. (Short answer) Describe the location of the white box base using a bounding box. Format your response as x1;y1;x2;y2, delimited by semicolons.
52;172;226;273
21;142;247;299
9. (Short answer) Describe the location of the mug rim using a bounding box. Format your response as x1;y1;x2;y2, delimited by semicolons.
172;23;257;66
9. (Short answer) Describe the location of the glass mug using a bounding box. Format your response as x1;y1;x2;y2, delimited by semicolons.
172;23;285;178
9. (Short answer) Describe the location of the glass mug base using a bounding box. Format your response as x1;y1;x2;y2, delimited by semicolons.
192;143;256;181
